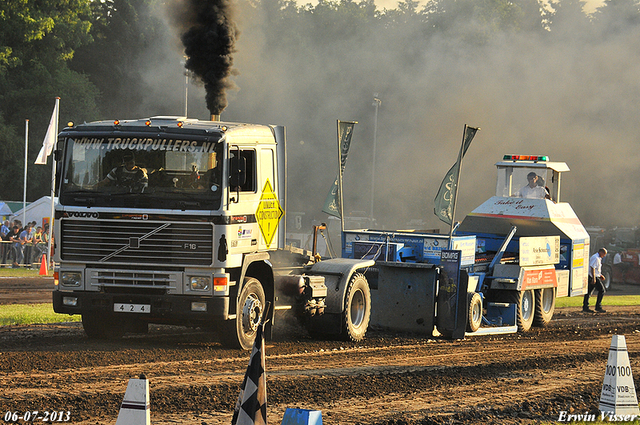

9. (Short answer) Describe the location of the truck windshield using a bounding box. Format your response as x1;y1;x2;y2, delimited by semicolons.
59;136;223;210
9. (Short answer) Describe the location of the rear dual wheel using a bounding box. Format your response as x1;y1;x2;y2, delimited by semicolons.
533;287;555;327
516;289;535;332
342;273;371;342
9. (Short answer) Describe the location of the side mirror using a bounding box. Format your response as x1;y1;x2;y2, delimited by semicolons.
53;149;62;161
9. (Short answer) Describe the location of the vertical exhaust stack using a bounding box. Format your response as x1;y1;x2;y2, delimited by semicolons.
178;0;238;118
211;114;221;122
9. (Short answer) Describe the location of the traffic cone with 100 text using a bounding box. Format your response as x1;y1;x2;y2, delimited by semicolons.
599;335;640;418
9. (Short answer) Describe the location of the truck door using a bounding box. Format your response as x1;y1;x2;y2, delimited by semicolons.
257;148;280;250
227;145;281;251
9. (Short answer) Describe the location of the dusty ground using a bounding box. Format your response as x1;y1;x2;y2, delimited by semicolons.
1;277;640;424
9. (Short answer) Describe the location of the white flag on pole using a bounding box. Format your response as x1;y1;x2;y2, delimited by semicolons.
35;99;59;165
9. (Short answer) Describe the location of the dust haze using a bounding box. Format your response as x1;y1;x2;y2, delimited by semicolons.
143;0;640;234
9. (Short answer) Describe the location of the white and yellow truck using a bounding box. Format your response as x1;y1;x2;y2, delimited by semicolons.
52;117;374;349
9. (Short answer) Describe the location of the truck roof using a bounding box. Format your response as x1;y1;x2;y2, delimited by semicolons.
60;116;276;139
495;160;570;173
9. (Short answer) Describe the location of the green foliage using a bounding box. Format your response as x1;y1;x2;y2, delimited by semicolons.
0;266;51;277
0;303;80;326
70;0;168;118
555;294;640;308
0;0;99;201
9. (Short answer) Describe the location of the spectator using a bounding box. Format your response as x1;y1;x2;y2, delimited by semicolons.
32;226;46;264
19;223;33;267
0;220;9;267
42;223;52;261
9;225;23;268
24;221;36;268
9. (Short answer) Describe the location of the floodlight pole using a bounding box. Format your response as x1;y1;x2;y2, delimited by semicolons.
370;94;381;221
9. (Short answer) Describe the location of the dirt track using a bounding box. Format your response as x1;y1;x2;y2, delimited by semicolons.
1;277;640;424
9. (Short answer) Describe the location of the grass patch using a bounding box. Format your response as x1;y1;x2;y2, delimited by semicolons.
556;294;640;308
0;267;52;277
0;303;80;326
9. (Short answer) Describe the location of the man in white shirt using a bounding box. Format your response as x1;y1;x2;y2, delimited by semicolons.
583;248;607;313
518;172;547;199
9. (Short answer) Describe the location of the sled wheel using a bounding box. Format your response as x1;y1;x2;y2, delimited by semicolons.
466;292;483;332
516;290;535;332
533;287;556;327
221;277;265;350
342;273;371;342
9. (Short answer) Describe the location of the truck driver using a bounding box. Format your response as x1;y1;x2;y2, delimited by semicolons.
518;172;547;199
96;152;148;193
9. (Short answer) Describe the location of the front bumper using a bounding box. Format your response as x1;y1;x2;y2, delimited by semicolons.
53;290;230;325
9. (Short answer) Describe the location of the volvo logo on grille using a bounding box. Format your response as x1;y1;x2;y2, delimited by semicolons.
66;212;99;219
130;237;140;248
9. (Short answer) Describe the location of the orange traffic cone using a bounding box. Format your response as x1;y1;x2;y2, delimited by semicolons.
39;255;48;276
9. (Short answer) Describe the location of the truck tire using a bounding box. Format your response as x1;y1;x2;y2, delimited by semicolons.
221;277;266;350
466;292;483;332
515;290;535;332
602;267;612;290
533;287;555;327
81;314;124;339
341;273;371;342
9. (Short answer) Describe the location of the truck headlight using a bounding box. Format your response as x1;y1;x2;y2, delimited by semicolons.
61;272;82;286
189;276;211;291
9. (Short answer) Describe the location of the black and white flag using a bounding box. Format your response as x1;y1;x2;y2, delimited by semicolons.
231;309;268;425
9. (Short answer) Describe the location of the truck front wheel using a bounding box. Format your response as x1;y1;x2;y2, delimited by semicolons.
533;287;555;327
342;273;371;342
221;277;266;350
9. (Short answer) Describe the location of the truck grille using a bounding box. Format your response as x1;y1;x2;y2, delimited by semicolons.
89;269;178;290
60;219;214;266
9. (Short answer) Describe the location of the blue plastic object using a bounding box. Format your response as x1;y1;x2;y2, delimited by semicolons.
280;408;323;425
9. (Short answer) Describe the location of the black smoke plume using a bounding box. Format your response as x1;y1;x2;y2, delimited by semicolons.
178;0;238;115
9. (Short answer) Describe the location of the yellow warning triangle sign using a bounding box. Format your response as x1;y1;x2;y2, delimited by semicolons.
599;335;640;417
255;179;284;248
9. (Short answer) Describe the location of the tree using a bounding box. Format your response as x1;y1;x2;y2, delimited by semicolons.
424;0;543;43
547;0;592;39
0;0;99;202
592;0;640;37
70;0;167;118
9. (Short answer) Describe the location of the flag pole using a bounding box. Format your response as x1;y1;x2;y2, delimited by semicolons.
447;125;468;248
337;121;345;233
23;120;29;226
46;98;60;268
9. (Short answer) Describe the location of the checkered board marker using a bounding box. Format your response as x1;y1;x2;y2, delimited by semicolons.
231;307;269;425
